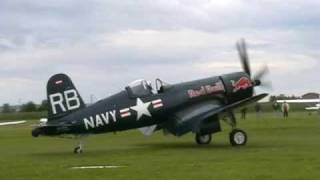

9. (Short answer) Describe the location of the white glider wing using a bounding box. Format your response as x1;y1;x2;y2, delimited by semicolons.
306;106;320;110
0;120;26;126
277;99;320;111
277;99;320;103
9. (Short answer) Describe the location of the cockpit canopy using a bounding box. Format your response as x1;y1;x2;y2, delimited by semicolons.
126;79;153;98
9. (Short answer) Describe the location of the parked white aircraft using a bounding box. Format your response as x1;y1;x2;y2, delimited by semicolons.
277;99;320;111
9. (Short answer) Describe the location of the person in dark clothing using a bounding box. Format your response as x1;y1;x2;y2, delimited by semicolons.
241;107;247;120
272;102;279;112
255;103;261;118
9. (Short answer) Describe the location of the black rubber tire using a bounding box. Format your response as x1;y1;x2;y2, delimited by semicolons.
229;129;247;146
31;129;40;137
195;134;212;145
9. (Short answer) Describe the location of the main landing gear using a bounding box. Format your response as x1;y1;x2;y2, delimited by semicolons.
194;112;247;146
224;111;247;146
229;129;247;146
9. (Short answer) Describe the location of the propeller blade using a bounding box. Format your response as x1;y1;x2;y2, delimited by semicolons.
260;81;273;90
237;39;251;77
254;65;269;81
235;39;272;90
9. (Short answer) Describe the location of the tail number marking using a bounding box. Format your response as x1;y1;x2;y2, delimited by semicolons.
49;89;81;114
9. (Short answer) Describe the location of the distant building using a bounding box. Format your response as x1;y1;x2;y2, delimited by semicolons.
302;93;320;99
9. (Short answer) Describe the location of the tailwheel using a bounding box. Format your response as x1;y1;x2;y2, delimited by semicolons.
73;146;83;154
195;134;212;145
74;141;83;154
229;129;247;146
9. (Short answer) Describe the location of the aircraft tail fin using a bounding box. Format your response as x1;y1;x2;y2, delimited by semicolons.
47;73;86;121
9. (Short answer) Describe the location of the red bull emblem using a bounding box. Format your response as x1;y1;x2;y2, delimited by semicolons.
231;77;252;92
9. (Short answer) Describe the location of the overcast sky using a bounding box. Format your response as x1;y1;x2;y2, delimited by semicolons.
0;0;319;104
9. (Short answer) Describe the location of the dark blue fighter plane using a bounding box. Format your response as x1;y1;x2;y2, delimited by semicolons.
32;39;269;153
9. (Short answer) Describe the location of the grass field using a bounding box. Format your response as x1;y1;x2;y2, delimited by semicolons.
0;112;319;180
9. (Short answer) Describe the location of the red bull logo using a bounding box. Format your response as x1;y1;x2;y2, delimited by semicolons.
231;77;252;92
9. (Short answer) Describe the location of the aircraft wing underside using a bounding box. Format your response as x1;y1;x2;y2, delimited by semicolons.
160;93;268;136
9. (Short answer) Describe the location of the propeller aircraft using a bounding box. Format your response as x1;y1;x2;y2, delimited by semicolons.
32;39;269;153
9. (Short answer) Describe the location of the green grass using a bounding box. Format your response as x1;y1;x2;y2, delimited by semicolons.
0;112;319;180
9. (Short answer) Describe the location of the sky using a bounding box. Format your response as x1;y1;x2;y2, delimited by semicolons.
0;0;319;104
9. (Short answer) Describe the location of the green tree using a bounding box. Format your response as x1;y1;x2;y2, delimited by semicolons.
2;103;11;113
20;101;37;112
38;100;48;112
269;95;276;102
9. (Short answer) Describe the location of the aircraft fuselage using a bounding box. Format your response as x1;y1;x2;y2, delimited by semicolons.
32;72;253;137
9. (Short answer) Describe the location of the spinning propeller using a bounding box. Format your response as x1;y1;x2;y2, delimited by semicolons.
236;39;271;89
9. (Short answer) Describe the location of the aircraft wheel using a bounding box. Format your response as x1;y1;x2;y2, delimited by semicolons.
195;134;212;145
229;129;247;146
31;129;40;137
73;146;83;154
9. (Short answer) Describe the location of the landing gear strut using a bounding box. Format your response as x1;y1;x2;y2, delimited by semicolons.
223;111;248;146
195;134;212;145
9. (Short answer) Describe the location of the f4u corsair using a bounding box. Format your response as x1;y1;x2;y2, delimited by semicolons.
32;40;269;153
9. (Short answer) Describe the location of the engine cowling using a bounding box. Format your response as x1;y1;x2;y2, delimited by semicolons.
220;72;254;103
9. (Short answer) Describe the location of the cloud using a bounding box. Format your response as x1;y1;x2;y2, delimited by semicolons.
0;0;319;103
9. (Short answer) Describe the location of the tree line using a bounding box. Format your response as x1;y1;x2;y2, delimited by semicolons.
269;94;301;102
2;100;48;113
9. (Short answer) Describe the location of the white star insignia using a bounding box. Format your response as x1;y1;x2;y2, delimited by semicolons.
130;98;151;120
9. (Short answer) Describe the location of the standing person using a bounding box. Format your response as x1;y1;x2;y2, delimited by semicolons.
255;103;261;118
272;101;280;116
272;102;279;111
281;101;290;118
241;107;247;120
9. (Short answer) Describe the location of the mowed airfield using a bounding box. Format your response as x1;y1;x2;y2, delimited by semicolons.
0;112;320;180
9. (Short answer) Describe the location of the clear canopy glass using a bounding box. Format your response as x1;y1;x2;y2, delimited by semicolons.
126;79;153;97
